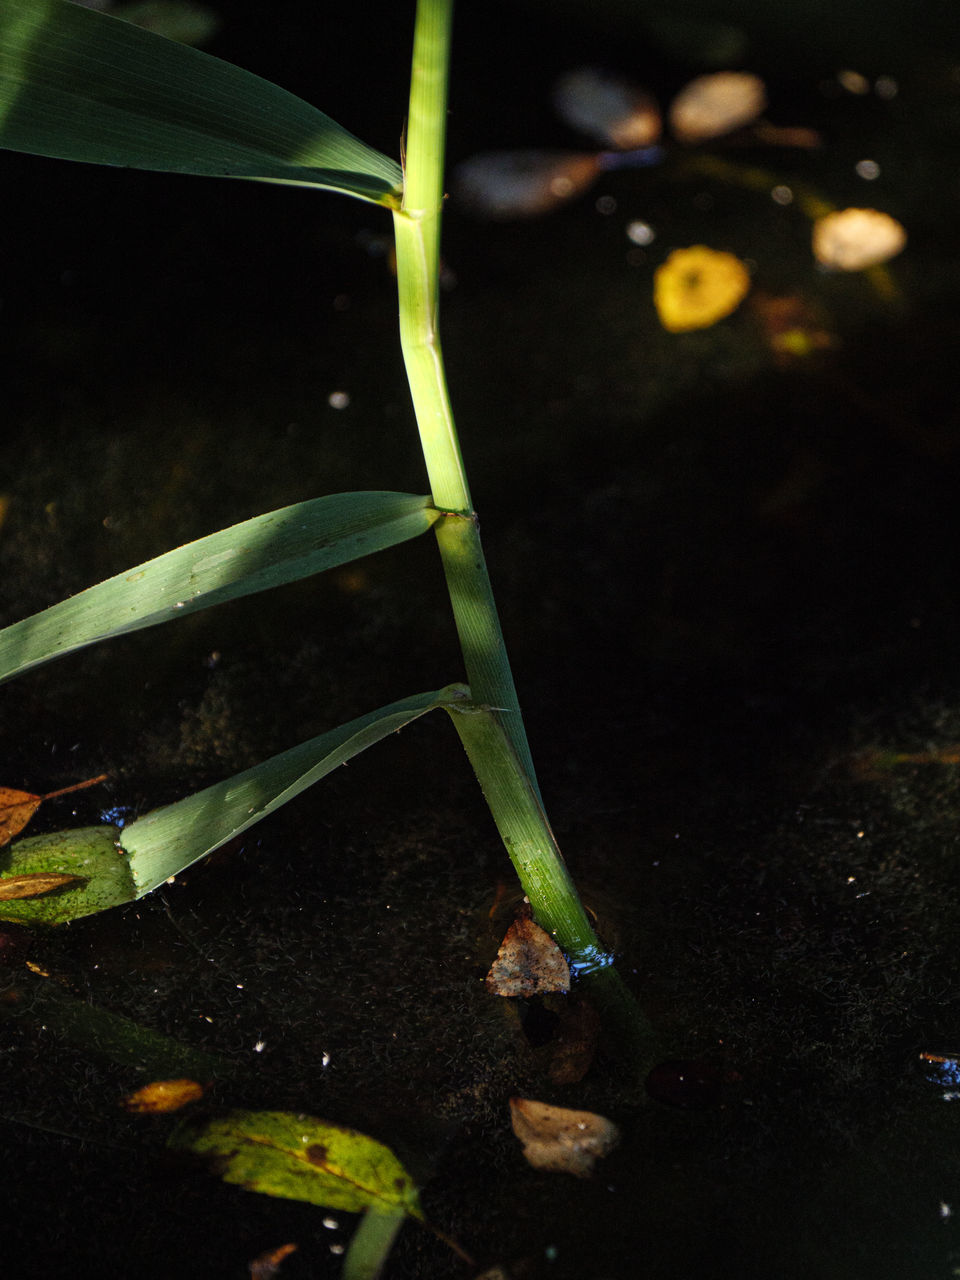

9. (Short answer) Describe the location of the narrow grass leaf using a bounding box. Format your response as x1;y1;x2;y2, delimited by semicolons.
0;492;438;685
0;825;132;923
169;1109;423;1217
121;687;462;896
0;0;403;203
343;1206;407;1280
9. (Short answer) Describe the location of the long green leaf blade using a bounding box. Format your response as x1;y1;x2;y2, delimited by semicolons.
0;492;438;685
0;0;403;203
121;686;461;895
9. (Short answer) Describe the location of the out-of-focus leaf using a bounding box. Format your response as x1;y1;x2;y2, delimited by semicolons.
509;1097;620;1177
170;1109;424;1218
111;0;220;46
0;774;108;846
248;1243;298;1280
121;687;464;898
0;825;132;923
343;1206;406;1280
0;492;438;685
0;0;403;204
121;1078;205;1113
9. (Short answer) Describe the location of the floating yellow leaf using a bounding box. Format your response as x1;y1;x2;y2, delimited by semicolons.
121;1078;205;1113
812;207;907;271
654;246;750;332
509;1098;620;1178
486;912;570;996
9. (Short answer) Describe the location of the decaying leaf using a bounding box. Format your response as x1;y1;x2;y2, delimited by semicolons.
0;871;83;901
0;774;107;847
248;1243;297;1280
121;1077;205;1113
486;913;570;996
169;1109;424;1218
509;1097;620;1178
812;207;906;271
249;1243;298;1280
669;71;767;143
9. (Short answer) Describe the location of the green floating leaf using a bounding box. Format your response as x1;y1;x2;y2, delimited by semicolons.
122;685;466;897
0;491;438;685
170;1109;423;1219
0;0;403;204
0;824;132;923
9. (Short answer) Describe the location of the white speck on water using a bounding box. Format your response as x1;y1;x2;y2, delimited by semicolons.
328;390;350;410
771;184;793;205
855;159;880;180
626;219;655;245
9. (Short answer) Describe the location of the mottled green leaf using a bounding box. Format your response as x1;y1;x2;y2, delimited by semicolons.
0;824;131;923
170;1109;423;1218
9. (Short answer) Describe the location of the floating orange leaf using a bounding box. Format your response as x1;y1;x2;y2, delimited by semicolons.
0;871;83;901
249;1243;298;1280
0;774;107;847
486;912;570;996
654;246;750;332
509;1098;620;1177
121;1078;205;1114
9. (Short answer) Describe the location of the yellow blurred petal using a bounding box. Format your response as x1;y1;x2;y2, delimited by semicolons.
654;246;751;332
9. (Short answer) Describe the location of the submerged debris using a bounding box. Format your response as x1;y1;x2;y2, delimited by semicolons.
551;67;662;149
453;150;603;220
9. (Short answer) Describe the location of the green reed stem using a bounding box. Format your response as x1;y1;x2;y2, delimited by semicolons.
393;0;656;1067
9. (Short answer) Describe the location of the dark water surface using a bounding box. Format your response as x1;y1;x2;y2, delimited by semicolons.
2;2;960;1277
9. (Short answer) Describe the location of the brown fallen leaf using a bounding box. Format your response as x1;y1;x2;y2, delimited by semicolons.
486;911;570;997
0;774;108;847
249;1244;298;1280
120;1078;205;1114
509;1097;620;1178
0;871;84;901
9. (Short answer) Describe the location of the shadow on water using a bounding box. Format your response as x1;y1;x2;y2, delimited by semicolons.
2;1;960;1276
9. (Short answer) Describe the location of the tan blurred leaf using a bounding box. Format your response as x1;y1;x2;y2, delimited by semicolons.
249;1242;298;1279
510;1098;620;1177
0;871;83;901
812;208;906;271
121;1078;205;1113
486;914;570;996
0;774;108;847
